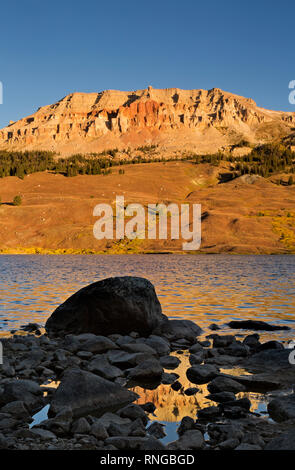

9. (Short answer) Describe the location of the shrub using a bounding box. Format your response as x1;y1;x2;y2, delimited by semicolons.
13;195;22;206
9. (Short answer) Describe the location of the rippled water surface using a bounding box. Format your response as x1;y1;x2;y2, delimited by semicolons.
0;254;294;340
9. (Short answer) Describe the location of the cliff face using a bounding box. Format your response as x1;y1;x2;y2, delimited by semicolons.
1;87;295;155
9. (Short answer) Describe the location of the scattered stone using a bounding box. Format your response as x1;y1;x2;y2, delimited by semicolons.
265;430;295;450
218;438;240;449
147;422;166;439
206;391;236;403
207;376;246;394
87;355;123;381
139;402;156;414
71;417;91;434
161;372;179;384
171;381;182;391
184;387;199;396
186;364;219;384
145;336;171;356
197;406;221;420
159;355;181;369
49;368;138;418
127;359;163;381
152;319;202;343
268;394;295;422
257;340;284;352
213;335;236;348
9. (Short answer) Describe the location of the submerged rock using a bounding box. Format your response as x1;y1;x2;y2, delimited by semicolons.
227;320;290;331
152;319;202;343
49;368;138;418
46;276;166;336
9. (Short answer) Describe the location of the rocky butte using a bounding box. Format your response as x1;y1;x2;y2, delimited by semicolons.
0;86;295;155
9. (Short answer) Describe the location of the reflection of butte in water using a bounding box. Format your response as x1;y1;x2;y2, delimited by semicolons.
133;355;269;422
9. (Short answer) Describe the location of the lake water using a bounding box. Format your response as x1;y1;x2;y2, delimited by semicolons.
4;253;293;442
0;254;294;341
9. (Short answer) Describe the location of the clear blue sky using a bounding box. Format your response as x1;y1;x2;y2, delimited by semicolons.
0;0;294;128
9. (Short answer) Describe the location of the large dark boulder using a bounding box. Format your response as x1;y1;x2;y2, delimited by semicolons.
45;276;166;336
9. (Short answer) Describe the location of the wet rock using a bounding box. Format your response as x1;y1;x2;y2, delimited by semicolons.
46;276;166;336
265;430;295;450
207;422;244;442
213;335;237;348
177;416;195;436
171;381;182;391
197;406;221;420
30;428;57;440
186;364;219;384
218;438;240;449
0;379;42;409
220;373;280;392
147;422;166;439
145;336;170;356
207;376;246;394
117;404;148;425
223;343;250;357
0;432;8;449
71;417;91;434
87;355;123;381
257;340;284;352
159;355;181;369
189;351;205;365
122;343;156;355
1;401;30;420
95;412;131;429
152;319;202;344
107;350;147;368
127;358;163;381
235;443;262;450
206;391;236;403
184;387;199;396
209;323;221;331
242;432;265;448
105;436;156;450
268;394;295;422
128;418;146;437
139;402;156;413
221;397;251;411
161;372;179;385
171;429;204;450
75;334;118;353
140;437;166;450
90;422;109;440
49;368;138;418
189;343;204;354
38;407;73;435
0;417;18;430
76;351;93;359
205;355;241;367
243;334;260;349
20;322;41;332
227;320;290;331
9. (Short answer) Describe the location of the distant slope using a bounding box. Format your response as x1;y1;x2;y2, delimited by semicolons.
0;161;294;254
0;87;295;156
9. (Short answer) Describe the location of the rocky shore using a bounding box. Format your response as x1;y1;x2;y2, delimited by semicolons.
0;276;295;450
